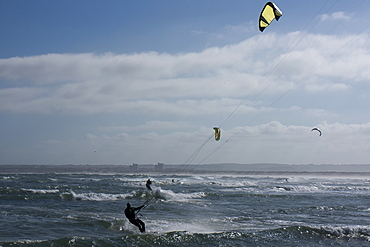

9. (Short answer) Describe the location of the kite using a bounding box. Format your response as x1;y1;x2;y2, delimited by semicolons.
259;2;283;32
311;128;322;136
213;127;221;141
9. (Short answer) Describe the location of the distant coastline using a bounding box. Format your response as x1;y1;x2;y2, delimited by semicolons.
1;164;370;177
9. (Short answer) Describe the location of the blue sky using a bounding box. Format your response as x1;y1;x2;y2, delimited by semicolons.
1;0;370;165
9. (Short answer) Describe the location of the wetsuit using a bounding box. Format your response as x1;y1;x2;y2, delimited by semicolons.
125;204;145;232
146;179;152;192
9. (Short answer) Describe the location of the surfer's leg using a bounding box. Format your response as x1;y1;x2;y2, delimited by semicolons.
146;185;152;192
129;219;143;232
137;219;145;232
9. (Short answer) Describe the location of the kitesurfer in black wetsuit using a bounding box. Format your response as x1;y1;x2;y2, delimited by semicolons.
125;203;145;232
146;178;152;192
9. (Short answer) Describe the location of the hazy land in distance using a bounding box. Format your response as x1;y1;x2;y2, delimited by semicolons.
1;163;370;176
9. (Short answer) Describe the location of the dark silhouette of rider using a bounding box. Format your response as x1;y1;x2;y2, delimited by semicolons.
125;203;145;232
146;178;152;192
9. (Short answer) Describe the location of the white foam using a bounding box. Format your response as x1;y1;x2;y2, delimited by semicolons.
320;225;370;240
63;190;133;201
21;188;59;194
149;219;222;234
153;188;206;202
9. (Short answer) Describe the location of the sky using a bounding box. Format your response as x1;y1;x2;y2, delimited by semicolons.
1;0;370;166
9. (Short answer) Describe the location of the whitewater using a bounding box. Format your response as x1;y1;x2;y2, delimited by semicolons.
1;173;370;246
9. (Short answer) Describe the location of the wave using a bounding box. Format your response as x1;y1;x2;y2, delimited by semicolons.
0;187;61;199
58;186;197;203
1;187;59;194
271;185;322;192
235;183;370;195
152;188;206;202
0;236;124;247
0;176;15;180
245;224;370;245
60;190;133;201
319;225;370;240
3;225;370;247
0;232;260;247
123;187;207;203
21;188;59;194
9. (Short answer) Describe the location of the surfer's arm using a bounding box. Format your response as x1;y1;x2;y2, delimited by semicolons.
133;205;145;211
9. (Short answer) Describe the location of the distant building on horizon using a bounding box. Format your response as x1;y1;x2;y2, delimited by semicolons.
130;163;138;172
155;163;164;172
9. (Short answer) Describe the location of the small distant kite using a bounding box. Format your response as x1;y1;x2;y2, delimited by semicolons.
311;128;322;136
213;127;221;141
259;2;283;32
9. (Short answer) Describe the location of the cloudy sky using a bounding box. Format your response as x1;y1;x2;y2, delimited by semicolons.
1;0;370;166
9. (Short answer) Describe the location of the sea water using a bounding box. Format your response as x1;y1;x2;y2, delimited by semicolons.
1;173;370;246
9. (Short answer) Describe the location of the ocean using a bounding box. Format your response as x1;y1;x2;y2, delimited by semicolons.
1;173;370;246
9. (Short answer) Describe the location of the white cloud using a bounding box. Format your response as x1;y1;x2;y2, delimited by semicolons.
98;121;196;132
320;12;351;21
0;87;47;112
304;81;350;92
0;32;370;120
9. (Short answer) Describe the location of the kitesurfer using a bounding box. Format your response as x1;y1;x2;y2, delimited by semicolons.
124;203;146;232
146;178;152;192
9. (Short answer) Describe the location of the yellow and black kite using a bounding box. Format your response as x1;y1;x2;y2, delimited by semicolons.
259;2;283;32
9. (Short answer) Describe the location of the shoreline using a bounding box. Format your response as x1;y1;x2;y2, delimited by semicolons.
1;164;370;177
